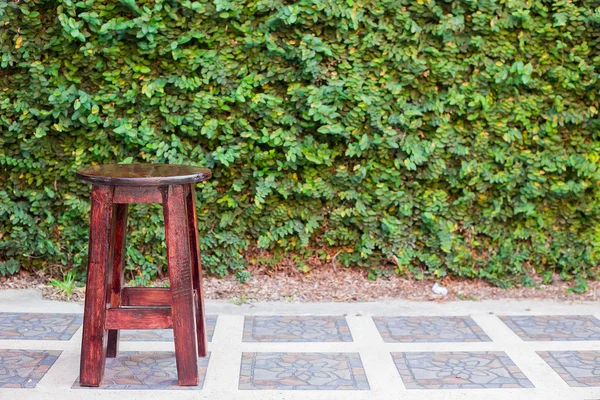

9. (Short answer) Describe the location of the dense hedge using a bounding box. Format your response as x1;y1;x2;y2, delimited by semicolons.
1;0;599;286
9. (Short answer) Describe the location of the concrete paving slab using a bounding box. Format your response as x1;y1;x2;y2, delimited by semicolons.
0;289;598;399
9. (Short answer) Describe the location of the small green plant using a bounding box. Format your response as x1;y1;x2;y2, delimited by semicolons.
0;259;20;277
237;271;250;284
50;271;77;299
456;293;478;301
521;276;535;288
367;268;394;281
542;271;554;285
566;277;589;294
129;275;150;287
229;293;249;306
296;262;310;274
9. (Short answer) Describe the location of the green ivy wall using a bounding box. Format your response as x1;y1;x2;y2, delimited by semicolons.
1;0;599;286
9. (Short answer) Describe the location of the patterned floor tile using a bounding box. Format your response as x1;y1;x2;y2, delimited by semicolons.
73;352;210;390
0;313;82;341
373;316;491;343
239;352;369;390
120;315;217;342
392;352;534;389
500;315;600;341
0;349;62;388
538;351;600;387
243;316;352;342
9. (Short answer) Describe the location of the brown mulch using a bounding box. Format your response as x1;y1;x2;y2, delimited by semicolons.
201;267;600;303
1;267;598;303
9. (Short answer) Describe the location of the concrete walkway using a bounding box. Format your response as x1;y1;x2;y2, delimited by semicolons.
0;289;599;399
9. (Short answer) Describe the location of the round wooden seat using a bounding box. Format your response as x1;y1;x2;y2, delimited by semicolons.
76;163;211;186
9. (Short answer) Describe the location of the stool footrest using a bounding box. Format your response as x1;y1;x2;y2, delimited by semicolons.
105;307;173;330
121;287;171;307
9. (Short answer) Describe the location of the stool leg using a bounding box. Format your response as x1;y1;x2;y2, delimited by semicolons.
185;184;208;357
107;204;128;358
80;185;114;387
162;185;199;386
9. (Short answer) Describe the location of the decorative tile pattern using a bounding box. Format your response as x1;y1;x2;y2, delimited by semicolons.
243;316;352;342
0;313;82;341
373;316;491;343
500;315;600;341
392;352;534;389
120;315;217;342
538;351;600;387
73;352;210;390
0;349;62;388
239;352;369;390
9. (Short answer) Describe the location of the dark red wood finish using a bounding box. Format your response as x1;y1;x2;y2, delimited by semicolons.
80;185;114;387
105;308;173;330
106;204;128;358
121;287;171;306
77;164;210;388
113;186;162;204
162;184;199;386
186;184;208;357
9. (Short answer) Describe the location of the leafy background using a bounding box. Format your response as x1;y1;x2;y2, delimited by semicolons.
1;0;599;288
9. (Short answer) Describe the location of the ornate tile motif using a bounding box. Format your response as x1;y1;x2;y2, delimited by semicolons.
120;315;217;342
373;316;491;343
0;313;82;341
500;315;600;341
0;349;62;388
392;352;534;389
239;352;369;390
538;351;600;387
243;316;353;342
73;352;210;390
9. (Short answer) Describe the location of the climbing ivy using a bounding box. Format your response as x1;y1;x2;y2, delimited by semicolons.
1;0;599;286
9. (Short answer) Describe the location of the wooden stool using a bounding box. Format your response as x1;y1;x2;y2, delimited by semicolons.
76;164;211;387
